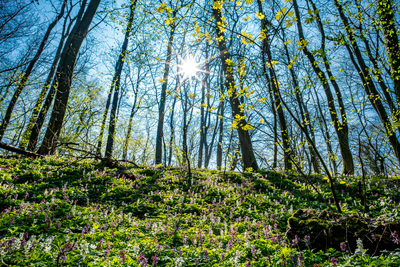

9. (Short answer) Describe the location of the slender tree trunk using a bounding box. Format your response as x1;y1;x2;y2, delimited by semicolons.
216;99;224;170
197;48;210;168
20;7;74;150
256;0;292;170
293;0;354;175
361;30;400;134
26;1;85;152
216;68;224;170
0;0;67;141
310;82;337;175
38;0;101;155
377;0;400;104
122;69;141;160
271;86;278;169
212;2;258;170
26;79;56;152
0;68;20;106
281;27;320;173
104;1;137;159
155;22;176;165
181;81;195;167
198;70;206;168
333;0;400;164
168;95;177;166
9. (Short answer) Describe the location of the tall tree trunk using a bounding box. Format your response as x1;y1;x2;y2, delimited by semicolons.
216;68;224;170
361;31;399;133
197;67;206;168
104;1;137;159
212;2;258;170
20;6;74;150
181;82;195;167
281;27;319;173
122;69;141;161
155;22;176;165
0;68;20;106
333;0;400;164
202;50;212;168
0;0;67;141
26;1;85;152
311;82;338;176
216;99;224;170
257;0;292;170
293;0;354;175
377;0;400;105
168;94;177;166
37;0;101;155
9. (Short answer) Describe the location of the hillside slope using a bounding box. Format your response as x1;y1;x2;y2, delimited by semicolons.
0;156;399;266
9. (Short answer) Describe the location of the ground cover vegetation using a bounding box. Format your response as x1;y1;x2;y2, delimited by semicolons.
0;156;399;266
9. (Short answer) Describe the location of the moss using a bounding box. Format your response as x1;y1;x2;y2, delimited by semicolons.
286;208;400;254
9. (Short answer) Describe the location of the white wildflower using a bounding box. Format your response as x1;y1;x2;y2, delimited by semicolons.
71;205;76;216
174;257;185;267
354;238;365;256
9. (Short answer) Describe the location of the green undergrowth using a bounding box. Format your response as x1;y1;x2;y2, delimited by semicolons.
0;155;399;266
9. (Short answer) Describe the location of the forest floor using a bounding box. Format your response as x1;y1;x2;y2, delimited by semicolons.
0;156;399;266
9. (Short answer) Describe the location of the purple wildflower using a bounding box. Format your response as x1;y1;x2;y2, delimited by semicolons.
340;242;347;252
138;253;148;266
298;252;304;267
331;257;338;267
289;254;295;262
221;253;226;261
97;239;104;250
120;250;126;264
291;235;300;247
391;231;399;244
152;255;158;265
304;235;311;246
103;244;111;258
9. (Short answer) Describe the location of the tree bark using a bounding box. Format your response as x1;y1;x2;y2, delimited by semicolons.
333;0;400;164
257;0;292;170
122;68;141;161
168;94;177;166
377;0;400;105
0;0;67;141
20;4;74;150
38;0;101;155
197;66;206;168
293;0;354;174
155;23;176;165
0;141;41;158
104;1;137;159
212;2;258;170
25;0;86;152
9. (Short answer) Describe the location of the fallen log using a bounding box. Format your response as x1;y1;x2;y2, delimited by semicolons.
0;142;41;158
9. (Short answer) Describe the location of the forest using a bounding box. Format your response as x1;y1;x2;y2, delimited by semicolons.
0;0;399;266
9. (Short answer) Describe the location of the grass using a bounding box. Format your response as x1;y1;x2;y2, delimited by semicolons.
0;155;399;266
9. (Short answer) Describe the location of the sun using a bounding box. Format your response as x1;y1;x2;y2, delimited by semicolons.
180;56;200;79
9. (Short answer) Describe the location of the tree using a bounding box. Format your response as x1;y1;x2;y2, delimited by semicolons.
103;0;138;159
0;0;67;141
333;0;400;164
38;0;101;155
20;0;76;150
293;0;354;175
257;0;292;171
155;0;194;165
212;0;258;171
